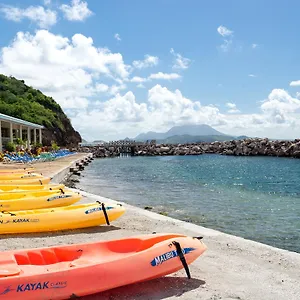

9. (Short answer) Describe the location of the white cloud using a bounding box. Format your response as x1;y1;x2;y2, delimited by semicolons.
108;84;127;96
290;80;300;87
225;102;240;114
114;33;121;41
248;74;256;77
220;39;232;52
137;83;145;88
252;43;258;49
261;89;300;116
1;29;300;141
170;48;191;70
71;84;225;140
217;25;234;52
148;72;181;80
44;0;51;6
0;5;57;28
130;73;181;83
131;76;147;83
132;55;159;69
59;96;89;109
60;0;92;21
0;30;130;110
95;83;109;93
217;25;233;37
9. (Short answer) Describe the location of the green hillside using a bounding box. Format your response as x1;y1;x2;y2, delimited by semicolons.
0;74;81;146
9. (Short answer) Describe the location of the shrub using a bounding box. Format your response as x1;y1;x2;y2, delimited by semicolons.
5;141;16;152
51;141;60;151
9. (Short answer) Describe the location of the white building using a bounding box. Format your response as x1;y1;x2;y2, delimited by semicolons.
0;113;43;152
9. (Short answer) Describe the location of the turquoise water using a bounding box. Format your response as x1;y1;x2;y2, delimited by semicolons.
77;154;300;253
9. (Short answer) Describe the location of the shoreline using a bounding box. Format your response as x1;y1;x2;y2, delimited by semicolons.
1;154;300;299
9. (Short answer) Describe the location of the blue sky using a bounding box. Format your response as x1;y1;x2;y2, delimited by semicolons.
0;0;300;141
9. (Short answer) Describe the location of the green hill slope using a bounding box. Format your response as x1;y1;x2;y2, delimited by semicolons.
0;74;81;147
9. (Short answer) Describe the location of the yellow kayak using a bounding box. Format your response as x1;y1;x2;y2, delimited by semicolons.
0;190;81;211
0;172;44;180
0;183;64;192
0;202;125;234
0;177;51;185
0;167;35;173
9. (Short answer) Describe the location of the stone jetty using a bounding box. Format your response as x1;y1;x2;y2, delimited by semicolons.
77;138;300;159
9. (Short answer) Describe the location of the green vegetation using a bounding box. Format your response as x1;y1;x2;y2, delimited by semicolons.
15;138;26;147
0;74;66;131
0;74;81;147
51;141;60;151
5;141;16;152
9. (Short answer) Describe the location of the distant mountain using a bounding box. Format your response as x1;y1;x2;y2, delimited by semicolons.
166;124;226;137
136;125;226;140
157;134;237;144
93;139;106;144
134;124;247;144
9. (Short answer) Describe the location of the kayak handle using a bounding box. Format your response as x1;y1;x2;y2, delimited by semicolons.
172;241;191;279
96;201;110;225
1;211;16;216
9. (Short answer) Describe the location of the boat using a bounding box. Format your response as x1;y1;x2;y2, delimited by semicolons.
0;173;44;180
0;201;125;234
0;233;207;299
0;167;35;173
0;190;81;211
0;184;65;192
0;177;51;185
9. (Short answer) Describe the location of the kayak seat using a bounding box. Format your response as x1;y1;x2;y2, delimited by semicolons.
69;259;93;267
0;253;21;277
14;249;83;266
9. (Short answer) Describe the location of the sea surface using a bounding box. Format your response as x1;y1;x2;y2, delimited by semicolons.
77;154;300;253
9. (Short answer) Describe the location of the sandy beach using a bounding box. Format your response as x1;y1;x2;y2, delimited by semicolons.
1;155;300;300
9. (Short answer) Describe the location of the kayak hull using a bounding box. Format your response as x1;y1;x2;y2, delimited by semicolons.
0;190;81;211
0;184;64;192
0;202;125;234
0;173;43;180
0;177;51;185
0;234;207;299
0;167;35;173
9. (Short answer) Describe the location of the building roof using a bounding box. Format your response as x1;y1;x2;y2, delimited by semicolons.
0;113;44;129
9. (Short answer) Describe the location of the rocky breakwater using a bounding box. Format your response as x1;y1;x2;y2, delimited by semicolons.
78;144;204;157
200;138;300;158
77;138;300;158
134;144;203;156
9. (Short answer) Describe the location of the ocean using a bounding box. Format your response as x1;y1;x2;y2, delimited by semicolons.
77;154;300;253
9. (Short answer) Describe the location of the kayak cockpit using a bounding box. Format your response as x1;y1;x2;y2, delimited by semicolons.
6;234;187;270
14;248;83;266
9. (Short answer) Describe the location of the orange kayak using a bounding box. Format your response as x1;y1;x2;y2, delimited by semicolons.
0;233;207;299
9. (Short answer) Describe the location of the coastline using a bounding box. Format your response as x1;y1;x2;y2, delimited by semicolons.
1;155;300;299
